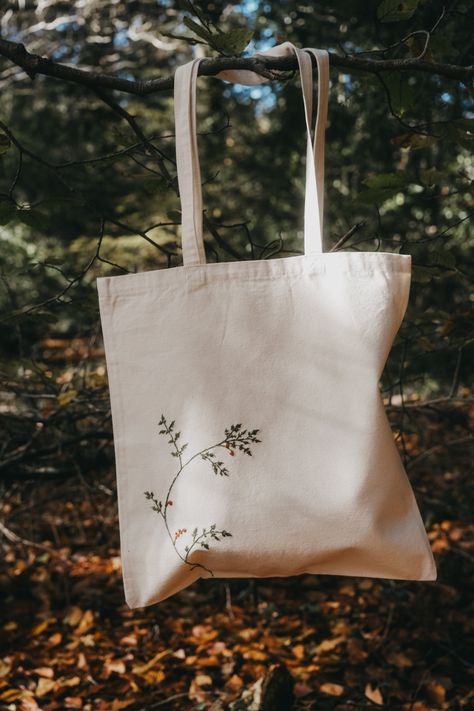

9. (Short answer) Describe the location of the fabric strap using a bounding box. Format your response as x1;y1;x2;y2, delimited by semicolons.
174;42;330;266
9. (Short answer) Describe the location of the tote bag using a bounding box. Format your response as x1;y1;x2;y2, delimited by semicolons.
96;42;436;608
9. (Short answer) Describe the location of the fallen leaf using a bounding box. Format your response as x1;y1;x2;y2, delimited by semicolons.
120;633;138;647
314;637;345;655
320;682;344;696
196;655;220;667
18;698;40;711
142;670;166;684
104;659;126;675
110;700;135;711
426;681;446;705
0;689;24;701
195;674;213;686
47;632;62;646
64;606;83;627
386;651;413;668
225;674;244;692
365;683;384;705
75;609;94;635
31;619;52;636
292;644;306;660
191;624;219;642
59;676;81;687
243;648;268;661
0;660;12;677
132;649;170;674
35;677;56;697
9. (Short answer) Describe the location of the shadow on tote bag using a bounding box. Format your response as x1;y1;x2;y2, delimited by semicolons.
96;42;437;608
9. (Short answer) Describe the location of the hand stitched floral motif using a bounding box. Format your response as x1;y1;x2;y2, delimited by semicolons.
144;414;262;577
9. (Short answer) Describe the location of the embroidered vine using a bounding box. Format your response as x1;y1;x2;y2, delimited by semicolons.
144;414;262;577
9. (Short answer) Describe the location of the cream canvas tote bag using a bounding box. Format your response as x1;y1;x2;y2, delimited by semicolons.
96;42;436;608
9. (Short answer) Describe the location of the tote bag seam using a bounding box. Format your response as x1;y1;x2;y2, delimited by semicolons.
97;293;137;607
97;264;412;297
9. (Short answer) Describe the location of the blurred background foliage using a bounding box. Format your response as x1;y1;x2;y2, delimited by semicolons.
0;1;472;507
0;2;473;708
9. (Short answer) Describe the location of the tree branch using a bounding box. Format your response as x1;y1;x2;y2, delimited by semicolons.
0;37;472;97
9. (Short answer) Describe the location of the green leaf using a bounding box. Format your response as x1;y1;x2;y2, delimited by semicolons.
377;0;419;23
429;250;456;269
182;16;253;56
183;16;214;44
365;173;413;190
208;27;254;56
383;71;415;116
358;172;413;205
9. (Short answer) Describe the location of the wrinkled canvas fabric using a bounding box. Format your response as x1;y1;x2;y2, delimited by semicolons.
96;42;436;608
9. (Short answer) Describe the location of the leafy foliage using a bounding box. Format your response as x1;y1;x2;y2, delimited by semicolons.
0;1;472;705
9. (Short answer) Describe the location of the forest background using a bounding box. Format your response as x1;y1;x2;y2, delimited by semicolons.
0;1;472;709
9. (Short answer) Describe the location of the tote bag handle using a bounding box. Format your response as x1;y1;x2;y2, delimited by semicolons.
174;42;330;266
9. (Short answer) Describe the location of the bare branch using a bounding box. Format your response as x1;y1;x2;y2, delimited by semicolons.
0;37;472;97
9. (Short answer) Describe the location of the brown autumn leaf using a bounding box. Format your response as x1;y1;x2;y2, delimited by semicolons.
64;606;83;627
190;624;219;643
195;655;221;667
238;627;259;642
132;649;170;675
0;660;12;677
32;667;54;678
225;674;244;692
195;673;213;686
110;699;135;711
292;643;306;660
0;690;24;702
320;682;344;696
365;683;384;705
243;648;268;661
188;674;213;702
31;619;52;636
103;659;126;676
385;650;413;668
19;699;41;711
74;610;94;636
142;669;166;684
58;675;81;687
119;633;138;647
314;637;345;655
35;677;56;697
426;681;447;705
47;632;62;647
